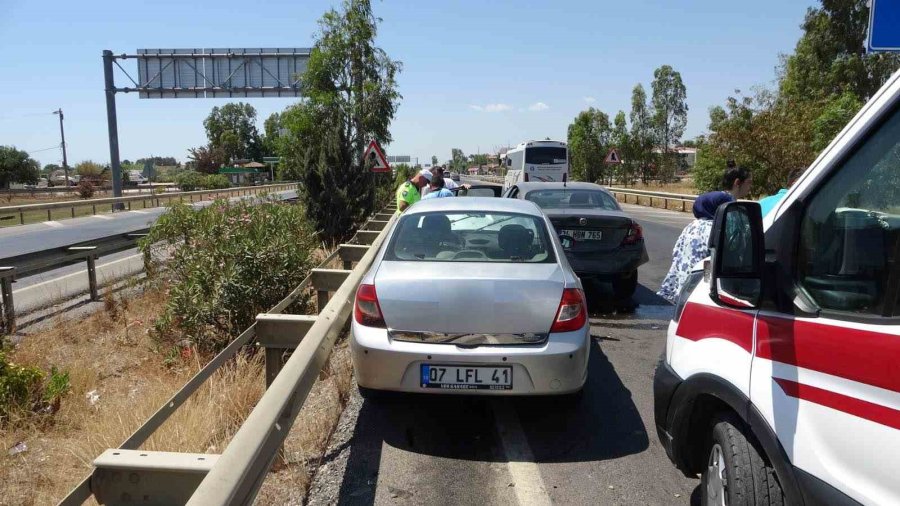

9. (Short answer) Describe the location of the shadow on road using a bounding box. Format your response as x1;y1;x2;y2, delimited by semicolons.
334;342;648;504
511;342;649;463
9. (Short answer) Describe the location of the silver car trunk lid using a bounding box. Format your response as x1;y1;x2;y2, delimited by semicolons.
374;260;565;343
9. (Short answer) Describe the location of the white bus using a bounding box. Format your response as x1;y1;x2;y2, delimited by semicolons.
502;140;568;191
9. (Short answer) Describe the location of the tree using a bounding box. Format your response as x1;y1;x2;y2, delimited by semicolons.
278;0;401;241
780;1;899;104
431;155;438;166
611;110;632;185
42;163;60;175
261;112;284;157
75;160;109;183
695;0;900;196
630;84;657;183
187;145;227;174
651;65;688;182
136;156;178;167
693;89;817;195
450;148;467;171
203;103;262;163
567;108;611;183
0;146;39;189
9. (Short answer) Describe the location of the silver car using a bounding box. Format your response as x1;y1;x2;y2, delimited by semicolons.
351;197;590;395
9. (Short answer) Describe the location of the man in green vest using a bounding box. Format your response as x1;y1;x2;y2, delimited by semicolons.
396;169;433;213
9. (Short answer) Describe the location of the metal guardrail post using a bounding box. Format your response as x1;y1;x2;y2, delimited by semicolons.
87;254;99;301
0;267;15;334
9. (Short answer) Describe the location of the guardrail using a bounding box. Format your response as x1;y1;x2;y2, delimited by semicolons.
0;186;300;334
466;177;698;213
606;187;696;212
57;206;396;506
0;183;297;226
0;230;149;333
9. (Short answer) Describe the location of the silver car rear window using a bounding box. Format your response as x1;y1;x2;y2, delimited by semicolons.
385;211;556;263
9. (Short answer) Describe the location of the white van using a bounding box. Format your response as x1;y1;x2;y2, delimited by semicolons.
502;140;568;191
654;70;900;505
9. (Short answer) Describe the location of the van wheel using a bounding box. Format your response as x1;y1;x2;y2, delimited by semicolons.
612;270;638;299
701;413;784;506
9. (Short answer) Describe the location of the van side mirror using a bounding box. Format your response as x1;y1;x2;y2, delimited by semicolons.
708;201;764;308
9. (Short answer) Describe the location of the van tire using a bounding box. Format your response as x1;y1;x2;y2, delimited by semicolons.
700;413;784;506
612;270;638;299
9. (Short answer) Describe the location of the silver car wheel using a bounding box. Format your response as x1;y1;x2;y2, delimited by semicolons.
706;443;727;506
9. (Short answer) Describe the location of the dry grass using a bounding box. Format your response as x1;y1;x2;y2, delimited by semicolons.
1;284;356;506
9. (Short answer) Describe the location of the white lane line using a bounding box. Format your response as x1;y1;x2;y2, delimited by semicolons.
130;210;150;214
493;400;552;506
93;214;113;220
44;221;64;228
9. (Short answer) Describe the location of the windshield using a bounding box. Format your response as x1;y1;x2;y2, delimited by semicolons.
525;147;567;165
385;211;555;263
524;189;620;210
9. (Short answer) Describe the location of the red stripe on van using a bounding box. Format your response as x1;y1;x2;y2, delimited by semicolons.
757;316;900;394
675;302;754;352
774;378;900;431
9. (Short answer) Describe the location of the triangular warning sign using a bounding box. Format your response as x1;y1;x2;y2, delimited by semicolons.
604;148;621;164
363;140;391;173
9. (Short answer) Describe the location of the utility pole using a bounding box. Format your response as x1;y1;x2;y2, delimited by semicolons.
103;50;124;209
52;109;70;186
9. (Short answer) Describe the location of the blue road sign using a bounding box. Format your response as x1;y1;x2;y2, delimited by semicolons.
868;0;900;52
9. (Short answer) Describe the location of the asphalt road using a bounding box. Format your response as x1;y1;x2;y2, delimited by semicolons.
305;200;702;505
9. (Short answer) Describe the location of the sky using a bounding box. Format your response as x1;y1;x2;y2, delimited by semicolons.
0;0;815;167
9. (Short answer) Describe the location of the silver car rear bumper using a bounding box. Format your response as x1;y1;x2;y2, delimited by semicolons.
351;321;590;395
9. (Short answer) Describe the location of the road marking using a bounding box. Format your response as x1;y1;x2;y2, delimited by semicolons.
492;400;552;506
130;210;150;214
93;214;113;220
44;221;64;228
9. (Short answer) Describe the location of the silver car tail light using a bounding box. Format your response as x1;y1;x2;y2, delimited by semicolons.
354;283;386;328
550;288;587;333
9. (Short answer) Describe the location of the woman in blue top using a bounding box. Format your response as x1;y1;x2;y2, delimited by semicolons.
657;191;734;303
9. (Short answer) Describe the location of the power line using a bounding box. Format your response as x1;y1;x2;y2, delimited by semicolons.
26;145;61;154
0;111;57;121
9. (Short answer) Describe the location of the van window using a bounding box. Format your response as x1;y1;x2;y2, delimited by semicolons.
797;104;900;317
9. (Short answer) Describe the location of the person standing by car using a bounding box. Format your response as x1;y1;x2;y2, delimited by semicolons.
657;191;734;303
722;166;753;200
758;167;803;217
396;169;432;213
422;174;454;199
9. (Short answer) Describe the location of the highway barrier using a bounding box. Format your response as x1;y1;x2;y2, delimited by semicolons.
466;176;697;212
0;183;297;227
607;188;696;212
0;186;299;334
57;206;396;506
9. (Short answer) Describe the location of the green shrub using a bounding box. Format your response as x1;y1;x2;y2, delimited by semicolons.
140;199;318;351
175;171;205;191
0;350;43;421
203;174;230;189
76;180;95;199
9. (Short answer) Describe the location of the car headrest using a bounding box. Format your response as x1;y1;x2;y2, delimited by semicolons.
498;224;534;256
422;214;452;235
569;192;591;205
